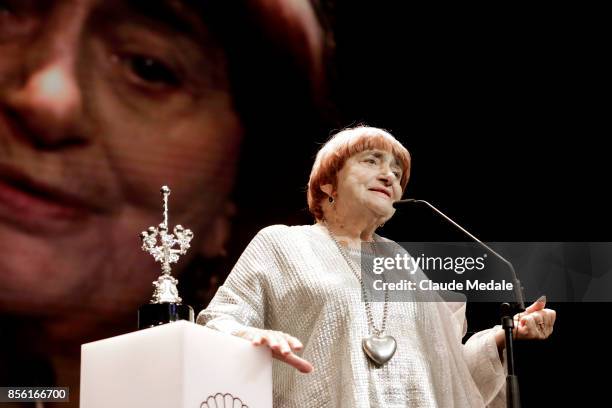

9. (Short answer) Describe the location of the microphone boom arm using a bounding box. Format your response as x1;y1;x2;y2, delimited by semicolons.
394;198;526;311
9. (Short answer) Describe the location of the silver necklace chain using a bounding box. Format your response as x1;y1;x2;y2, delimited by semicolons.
325;224;389;336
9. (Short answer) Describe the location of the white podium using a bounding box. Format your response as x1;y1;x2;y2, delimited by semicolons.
80;321;272;407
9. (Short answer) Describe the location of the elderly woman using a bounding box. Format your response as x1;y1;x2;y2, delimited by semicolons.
197;126;556;407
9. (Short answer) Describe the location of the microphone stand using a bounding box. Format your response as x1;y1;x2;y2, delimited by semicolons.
394;198;525;408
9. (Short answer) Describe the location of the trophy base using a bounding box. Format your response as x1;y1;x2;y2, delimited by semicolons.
138;303;194;330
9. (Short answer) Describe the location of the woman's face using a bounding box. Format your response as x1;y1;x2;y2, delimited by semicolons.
0;0;242;320
334;149;404;221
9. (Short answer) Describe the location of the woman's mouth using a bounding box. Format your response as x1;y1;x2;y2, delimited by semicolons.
369;187;392;198
0;165;102;233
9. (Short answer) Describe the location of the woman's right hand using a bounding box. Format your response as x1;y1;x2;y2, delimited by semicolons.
236;328;313;373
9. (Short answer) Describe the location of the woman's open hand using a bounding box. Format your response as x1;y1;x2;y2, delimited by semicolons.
236;328;313;373
513;295;556;340
494;295;556;354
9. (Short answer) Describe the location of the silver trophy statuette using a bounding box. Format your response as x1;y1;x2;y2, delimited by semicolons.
138;186;195;329
140;186;194;304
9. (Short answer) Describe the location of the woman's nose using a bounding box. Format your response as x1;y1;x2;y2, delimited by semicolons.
6;56;85;148
377;166;394;185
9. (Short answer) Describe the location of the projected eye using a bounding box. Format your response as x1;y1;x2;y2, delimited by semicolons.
129;56;180;86
112;53;182;91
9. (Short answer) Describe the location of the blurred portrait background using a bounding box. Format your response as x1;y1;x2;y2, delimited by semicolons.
0;1;607;407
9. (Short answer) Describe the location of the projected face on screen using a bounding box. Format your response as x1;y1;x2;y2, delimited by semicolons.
0;0;243;319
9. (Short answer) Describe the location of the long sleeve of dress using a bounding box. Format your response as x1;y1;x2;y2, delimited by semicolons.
464;326;507;407
449;302;507;407
196;228;274;335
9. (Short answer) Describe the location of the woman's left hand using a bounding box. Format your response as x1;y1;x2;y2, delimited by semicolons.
513;296;556;340
494;296;556;355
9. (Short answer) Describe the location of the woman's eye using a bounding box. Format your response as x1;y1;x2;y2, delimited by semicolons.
115;54;181;90
365;158;376;164
129;55;180;86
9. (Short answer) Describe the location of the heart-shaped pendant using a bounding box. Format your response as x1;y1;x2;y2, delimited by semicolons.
362;334;397;366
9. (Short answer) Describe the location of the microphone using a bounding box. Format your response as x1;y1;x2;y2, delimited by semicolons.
393;198;525;310
394;198;525;408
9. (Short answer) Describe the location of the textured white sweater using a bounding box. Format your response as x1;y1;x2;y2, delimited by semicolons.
198;224;507;407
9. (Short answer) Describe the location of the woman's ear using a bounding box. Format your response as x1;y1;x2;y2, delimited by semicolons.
320;183;333;198
199;201;236;258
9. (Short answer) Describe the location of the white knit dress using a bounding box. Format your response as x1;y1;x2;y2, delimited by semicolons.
197;224;507;407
